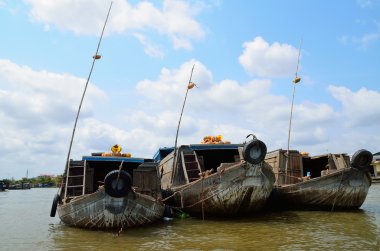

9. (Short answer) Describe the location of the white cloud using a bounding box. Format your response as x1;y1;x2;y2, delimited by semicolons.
24;0;205;54
0;59;107;178
1;58;379;179
328;85;380;127
134;59;344;154
357;31;380;49
238;36;300;78
136;59;213;107
0;59;106;125
357;0;374;8
135;59;380;158
133;33;165;58
339;22;380;49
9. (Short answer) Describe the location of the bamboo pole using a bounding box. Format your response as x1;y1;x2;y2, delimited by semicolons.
171;65;196;182
285;40;302;184
63;2;113;199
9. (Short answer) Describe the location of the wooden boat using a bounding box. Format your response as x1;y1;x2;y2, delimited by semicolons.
48;4;165;229
156;137;275;217
50;154;165;229
265;149;373;210
7;183;31;190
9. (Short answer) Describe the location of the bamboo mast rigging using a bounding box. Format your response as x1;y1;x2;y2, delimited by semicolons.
62;2;113;197
171;65;197;180
285;40;302;184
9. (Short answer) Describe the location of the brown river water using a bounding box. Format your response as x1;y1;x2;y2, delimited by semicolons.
0;185;379;250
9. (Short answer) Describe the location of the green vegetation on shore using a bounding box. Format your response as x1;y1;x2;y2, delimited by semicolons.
1;175;62;187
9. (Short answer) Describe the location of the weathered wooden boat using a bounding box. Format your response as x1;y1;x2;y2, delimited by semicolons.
48;4;165;229
156;136;275;217
7;182;31;190
265;149;373;210
50;154;165;229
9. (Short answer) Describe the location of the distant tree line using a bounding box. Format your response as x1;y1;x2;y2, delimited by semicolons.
1;175;63;187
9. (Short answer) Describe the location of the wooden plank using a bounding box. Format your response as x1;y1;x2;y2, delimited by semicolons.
82;160;86;195
331;154;347;170
181;151;190;183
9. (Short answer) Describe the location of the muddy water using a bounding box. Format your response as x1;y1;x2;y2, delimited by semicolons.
0;185;379;250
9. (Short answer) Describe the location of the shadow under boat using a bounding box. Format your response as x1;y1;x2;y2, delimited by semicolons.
265;149;373;211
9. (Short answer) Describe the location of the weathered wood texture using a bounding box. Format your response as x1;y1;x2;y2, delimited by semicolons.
58;188;164;229
133;163;161;199
268;167;371;210
164;161;275;216
265;150;303;185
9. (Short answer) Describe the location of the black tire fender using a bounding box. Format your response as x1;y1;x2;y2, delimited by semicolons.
104;170;132;198
50;194;61;217
350;149;373;170
243;139;267;165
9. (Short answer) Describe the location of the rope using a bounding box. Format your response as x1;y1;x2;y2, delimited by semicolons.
201;175;205;220
116;221;126;237
115;160;124;189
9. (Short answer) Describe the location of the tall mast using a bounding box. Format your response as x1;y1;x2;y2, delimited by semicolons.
171;65;196;179
285;40;302;183
62;2;113;193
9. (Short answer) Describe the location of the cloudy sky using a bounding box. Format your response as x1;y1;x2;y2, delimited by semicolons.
1;0;379;179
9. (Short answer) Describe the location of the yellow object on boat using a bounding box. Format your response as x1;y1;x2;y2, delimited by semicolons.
201;135;228;144
111;144;122;153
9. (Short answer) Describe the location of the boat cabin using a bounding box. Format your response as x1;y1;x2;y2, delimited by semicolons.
265;149;350;186
158;144;243;189
61;155;161;201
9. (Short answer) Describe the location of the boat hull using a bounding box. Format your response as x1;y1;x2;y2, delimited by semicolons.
58;188;165;229
268;168;372;210
165;162;275;216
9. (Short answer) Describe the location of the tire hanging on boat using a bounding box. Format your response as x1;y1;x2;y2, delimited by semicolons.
104;170;132;198
50;194;61;217
243;138;267;165
350;149;373;170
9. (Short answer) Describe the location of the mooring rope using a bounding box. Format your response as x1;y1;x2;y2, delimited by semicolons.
115;160;125;189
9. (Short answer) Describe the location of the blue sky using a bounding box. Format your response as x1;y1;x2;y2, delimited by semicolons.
0;0;379;179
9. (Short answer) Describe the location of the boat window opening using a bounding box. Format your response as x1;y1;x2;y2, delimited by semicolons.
157;148;174;161
88;161;141;194
195;149;239;173
302;156;328;179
